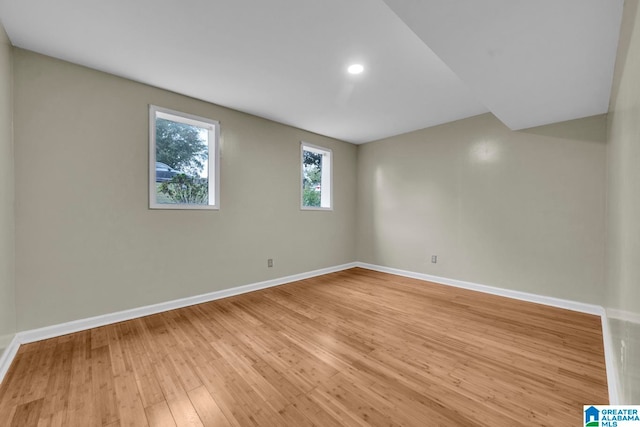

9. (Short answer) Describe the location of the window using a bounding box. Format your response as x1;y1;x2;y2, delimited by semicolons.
149;105;220;210
301;142;332;210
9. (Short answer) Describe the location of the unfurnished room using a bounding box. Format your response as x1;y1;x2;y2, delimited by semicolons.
0;0;639;426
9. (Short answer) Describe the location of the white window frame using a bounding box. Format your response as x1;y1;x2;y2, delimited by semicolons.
300;142;333;211
149;105;220;210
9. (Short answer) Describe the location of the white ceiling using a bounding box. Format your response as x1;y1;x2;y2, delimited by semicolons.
0;0;624;144
382;0;624;131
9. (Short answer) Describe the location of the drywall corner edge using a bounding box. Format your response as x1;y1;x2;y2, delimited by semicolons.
0;335;20;385
600;313;621;404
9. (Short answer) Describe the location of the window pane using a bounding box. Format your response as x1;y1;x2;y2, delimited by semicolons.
150;105;219;210
302;149;323;207
301;143;331;209
155;117;209;205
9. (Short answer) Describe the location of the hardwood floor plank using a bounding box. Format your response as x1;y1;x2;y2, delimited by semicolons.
288;393;345;427
37;411;67;427
113;373;149;427
16;342;56;405
166;393;204;427
145;401;176;427
0;268;609;426
122;320;165;409
36;340;75;426
91;345;119;425
10;397;43;426
187;386;231;427
91;326;109;350
63;332;98;427
0;348;36;419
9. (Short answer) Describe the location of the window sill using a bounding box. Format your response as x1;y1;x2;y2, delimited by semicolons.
150;203;219;210
300;206;333;211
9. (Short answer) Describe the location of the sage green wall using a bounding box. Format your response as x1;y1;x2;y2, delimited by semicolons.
13;49;357;331
0;22;15;351
356;113;607;304
606;0;640;404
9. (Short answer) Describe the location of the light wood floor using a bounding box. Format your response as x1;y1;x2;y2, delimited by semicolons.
0;268;608;426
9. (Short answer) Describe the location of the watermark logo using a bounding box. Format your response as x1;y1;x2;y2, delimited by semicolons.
585;406;599;426
584;406;640;426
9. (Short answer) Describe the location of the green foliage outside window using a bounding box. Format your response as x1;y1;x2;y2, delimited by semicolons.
159;174;208;205
302;150;322;207
156;118;208;204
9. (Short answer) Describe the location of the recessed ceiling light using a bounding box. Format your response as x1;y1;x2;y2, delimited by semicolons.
347;64;364;75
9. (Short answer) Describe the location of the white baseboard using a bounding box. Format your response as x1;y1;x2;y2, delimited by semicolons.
0;262;357;384
17;262;358;345
355;262;619;402
355;262;604;315
1;261;617;405
606;308;640;325
0;335;20;385
600;314;621;404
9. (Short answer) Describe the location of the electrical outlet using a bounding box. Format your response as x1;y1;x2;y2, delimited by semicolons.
431;255;437;263
267;258;273;268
